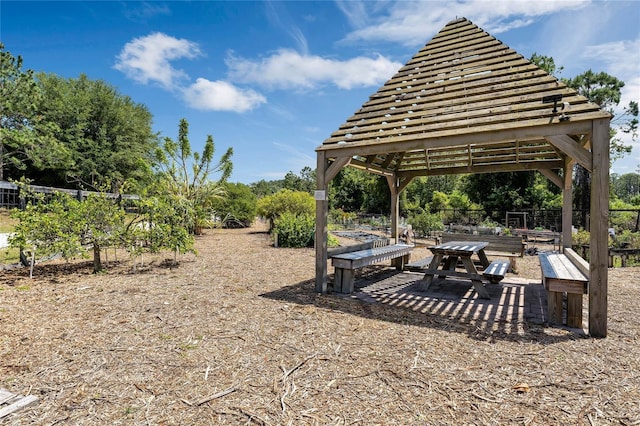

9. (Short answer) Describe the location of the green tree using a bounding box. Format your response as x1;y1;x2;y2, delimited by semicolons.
612;172;640;203
0;44;71;181
211;182;257;228
256;189;315;230
283;166;316;194
564;70;638;224
154;118;233;234
34;73;158;190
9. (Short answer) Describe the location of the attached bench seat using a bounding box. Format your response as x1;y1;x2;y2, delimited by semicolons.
331;244;414;293
539;248;589;328
405;256;434;272
440;233;525;273
482;259;510;283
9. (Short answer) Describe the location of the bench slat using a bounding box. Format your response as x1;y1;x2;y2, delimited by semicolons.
482;259;510;283
539;253;588;282
331;244;413;269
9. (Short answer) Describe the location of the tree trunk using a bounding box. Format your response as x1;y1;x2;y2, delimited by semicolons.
93;244;102;273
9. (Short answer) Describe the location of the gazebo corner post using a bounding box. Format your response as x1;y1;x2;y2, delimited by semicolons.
589;118;610;338
386;175;400;243
315;152;329;294
562;159;575;250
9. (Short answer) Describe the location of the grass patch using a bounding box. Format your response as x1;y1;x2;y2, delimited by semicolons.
0;209;17;233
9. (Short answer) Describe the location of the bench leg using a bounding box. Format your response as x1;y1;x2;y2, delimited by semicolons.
566;294;583;328
334;267;355;294
547;291;563;325
461;256;490;299
509;257;518;274
419;255;443;292
392;254;410;271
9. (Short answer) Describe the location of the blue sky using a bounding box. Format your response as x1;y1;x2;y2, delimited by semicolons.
2;1;639;184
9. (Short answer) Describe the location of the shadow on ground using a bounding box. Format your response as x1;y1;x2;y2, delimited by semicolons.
261;267;584;344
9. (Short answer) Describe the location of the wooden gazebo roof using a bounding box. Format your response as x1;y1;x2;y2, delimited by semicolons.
317;17;610;179
314;18;611;337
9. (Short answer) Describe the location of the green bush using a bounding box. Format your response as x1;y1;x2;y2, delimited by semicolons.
256;189;315;230
273;212;315;248
408;211;444;237
211;182;257;228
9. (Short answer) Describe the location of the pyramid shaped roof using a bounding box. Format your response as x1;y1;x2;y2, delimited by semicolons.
317;18;611;177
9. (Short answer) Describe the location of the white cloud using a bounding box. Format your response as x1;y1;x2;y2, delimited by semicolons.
226;49;402;90
582;39;640;81
183;78;266;113
340;0;589;46
114;32;201;89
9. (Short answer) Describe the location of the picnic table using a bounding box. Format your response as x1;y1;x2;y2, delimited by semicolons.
418;240;502;299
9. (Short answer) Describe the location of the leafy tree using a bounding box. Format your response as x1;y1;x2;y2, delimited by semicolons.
256;189;315;230
9;191;83;267
283;166;316;194
408;211;445;237
530;52;563;76
124;196;195;266
462;172;535;221
612;172;640;203
34;73;158;190
211;182;257;228
564;70;638;225
9;188;125;274
250;178;284;198
75;192;126;273
154;118;233;234
0;44;71;181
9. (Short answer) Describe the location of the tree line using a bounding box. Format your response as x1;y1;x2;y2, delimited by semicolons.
2;42;639;260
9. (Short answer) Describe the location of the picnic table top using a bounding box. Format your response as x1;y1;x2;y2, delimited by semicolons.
430;241;489;254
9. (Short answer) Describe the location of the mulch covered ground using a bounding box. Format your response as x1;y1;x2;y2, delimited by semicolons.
1;222;639;425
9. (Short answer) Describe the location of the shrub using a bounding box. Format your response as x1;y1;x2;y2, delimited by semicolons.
408;211;444;237
273;212;314;248
256;189;315;230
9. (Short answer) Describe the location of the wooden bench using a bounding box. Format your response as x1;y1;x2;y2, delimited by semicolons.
440;233;525;273
330;242;414;294
482;259;510;283
538;248;589;328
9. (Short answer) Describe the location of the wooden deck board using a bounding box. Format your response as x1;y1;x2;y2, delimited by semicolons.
0;389;39;419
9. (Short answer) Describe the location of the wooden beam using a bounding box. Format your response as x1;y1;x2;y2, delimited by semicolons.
539;168;563;189
398;176;415;194
397;159;564;179
315;152;329;293
324;156;351;185
349;158;394;176
546;135;592;172
562;159;574;250
317;119;595;159
386;175;400;243
589;118;610;337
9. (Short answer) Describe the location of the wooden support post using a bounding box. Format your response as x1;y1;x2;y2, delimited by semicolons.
386;175;399;244
315;152;329;294
562;159;574;251
589;118;610;337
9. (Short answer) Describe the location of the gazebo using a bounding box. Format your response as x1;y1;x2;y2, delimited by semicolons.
314;18;611;337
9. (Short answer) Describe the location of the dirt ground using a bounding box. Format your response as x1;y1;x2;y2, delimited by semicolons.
1;222;639;425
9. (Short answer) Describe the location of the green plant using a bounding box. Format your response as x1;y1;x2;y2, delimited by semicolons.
408;211;444;237
273;212;314;248
256;189;315;230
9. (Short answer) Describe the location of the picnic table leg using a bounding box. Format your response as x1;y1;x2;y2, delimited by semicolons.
440;255;458;278
460;256;490;299
477;249;490;268
419;254;443;292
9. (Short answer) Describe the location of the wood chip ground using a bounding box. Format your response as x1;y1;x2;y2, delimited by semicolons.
1;221;639;425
